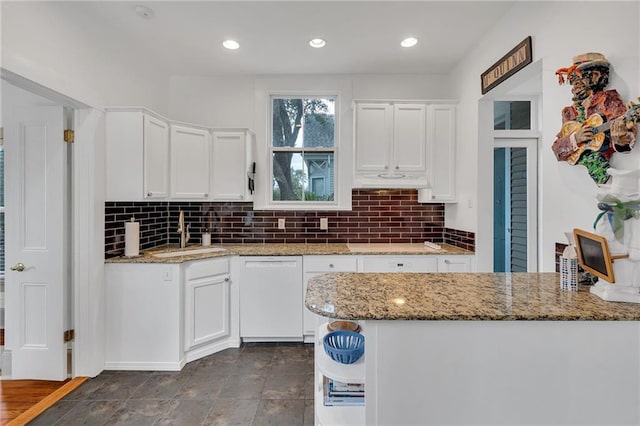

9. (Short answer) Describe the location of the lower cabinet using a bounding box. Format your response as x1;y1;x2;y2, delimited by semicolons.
359;255;438;272
184;257;231;351
303;256;358;342
437;256;474;272
105;257;238;371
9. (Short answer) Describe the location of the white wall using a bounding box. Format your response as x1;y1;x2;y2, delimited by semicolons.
450;1;640;271
1;2;169;113
168;73;451;129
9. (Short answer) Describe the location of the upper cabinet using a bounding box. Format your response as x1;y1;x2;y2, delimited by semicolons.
144;115;171;199
106;108;169;201
105;108;254;202
211;130;256;201
420;104;457;203
170;124;211;199
353;100;458;200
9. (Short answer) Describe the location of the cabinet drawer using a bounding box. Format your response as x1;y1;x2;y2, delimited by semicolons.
185;257;229;280
304;256;358;272
361;256;437;273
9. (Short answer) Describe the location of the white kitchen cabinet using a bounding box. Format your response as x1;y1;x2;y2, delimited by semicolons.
105;108;170;201
303;256;358;342
239;256;303;341
105;257;239;370
419;104;457;203
359;255;438;272
354;101;428;188
105;263;182;370
437;255;474;272
354;103;393;173
184;257;230;351
170;124;211;199
211;130;255;201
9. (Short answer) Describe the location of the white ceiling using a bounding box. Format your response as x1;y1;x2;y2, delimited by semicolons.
59;1;515;76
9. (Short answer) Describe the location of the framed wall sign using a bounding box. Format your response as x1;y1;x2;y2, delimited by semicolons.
481;36;532;95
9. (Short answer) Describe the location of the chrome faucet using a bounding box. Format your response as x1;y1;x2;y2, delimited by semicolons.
177;210;190;248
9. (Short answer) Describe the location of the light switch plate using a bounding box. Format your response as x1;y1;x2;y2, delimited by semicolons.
278;218;286;229
320;217;328;230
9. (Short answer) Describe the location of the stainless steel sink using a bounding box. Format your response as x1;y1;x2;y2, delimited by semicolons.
151;247;227;258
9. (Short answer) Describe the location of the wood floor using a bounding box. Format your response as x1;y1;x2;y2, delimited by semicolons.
0;378;86;426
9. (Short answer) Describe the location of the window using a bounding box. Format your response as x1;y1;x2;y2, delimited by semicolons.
271;96;336;204
494;101;531;130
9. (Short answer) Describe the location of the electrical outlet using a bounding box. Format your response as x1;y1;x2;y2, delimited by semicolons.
320;217;328;230
278;218;286;229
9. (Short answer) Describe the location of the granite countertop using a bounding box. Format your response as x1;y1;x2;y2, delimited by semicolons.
105;242;472;264
305;272;640;321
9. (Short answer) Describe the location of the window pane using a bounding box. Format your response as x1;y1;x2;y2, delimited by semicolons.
305;152;334;201
272;98;335;148
494;101;531;130
273;152;305;201
272;152;335;201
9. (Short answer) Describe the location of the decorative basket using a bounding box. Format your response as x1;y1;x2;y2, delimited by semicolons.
323;330;365;364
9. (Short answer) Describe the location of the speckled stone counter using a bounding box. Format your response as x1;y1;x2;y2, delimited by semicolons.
105;242;471;263
305;272;640;320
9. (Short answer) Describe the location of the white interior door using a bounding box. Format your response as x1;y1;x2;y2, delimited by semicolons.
4;100;67;380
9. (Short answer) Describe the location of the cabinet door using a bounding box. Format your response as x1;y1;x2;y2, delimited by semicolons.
211;131;247;201
355;103;392;172
427;104;456;202
438;256;473;272
143;114;170;199
170;124;211;199
360;256;437;272
184;274;230;350
393;104;426;172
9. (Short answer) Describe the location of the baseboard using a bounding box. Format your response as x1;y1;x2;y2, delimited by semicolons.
0;328;4;346
242;337;303;343
103;360;185;371
184;338;241;364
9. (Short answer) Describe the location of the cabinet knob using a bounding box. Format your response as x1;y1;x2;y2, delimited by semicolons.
329;264;334;268
444;259;450;264
147;192;153;197
204;193;209;197
395;166;399;170
224;277;230;282
384;165;389;169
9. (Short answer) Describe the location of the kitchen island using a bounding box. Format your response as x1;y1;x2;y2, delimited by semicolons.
306;273;640;425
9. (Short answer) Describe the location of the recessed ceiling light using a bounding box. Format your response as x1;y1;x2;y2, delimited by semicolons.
223;39;240;50
134;5;154;19
309;38;327;49
401;37;418;48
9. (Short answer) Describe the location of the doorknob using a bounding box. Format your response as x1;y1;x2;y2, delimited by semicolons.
10;263;25;272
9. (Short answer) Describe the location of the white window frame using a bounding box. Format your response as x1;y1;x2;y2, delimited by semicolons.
261;91;350;210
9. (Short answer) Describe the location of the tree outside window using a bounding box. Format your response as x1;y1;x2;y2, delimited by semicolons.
271;97;336;203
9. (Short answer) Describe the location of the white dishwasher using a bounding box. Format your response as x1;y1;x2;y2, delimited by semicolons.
239;256;303;341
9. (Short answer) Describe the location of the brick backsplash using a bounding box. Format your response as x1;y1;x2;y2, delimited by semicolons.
105;189;476;257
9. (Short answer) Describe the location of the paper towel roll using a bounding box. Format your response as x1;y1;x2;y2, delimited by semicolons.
125;220;140;257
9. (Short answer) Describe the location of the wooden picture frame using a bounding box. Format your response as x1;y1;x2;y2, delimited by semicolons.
573;228;616;283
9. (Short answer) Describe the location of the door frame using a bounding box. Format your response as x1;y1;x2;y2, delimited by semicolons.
2;69;104;378
494;139;539;272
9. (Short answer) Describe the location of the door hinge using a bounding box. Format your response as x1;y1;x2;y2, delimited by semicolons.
64;129;75;144
64;329;75;343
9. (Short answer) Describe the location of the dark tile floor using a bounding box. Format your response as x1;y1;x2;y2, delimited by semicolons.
30;343;315;425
